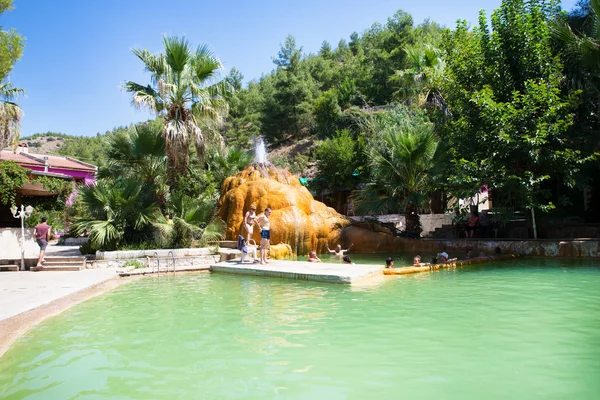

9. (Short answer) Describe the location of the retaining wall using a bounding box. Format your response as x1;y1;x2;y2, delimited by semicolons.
0;228;40;259
96;247;215;260
350;213;453;236
342;227;600;258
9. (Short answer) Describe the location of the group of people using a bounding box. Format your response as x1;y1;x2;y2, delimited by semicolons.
464;210;492;238
308;244;354;264
242;204;272;265
240;204;502;268
242;204;356;265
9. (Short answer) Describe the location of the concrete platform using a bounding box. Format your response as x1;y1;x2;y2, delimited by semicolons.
118;265;211;277
210;260;383;284
0;268;118;321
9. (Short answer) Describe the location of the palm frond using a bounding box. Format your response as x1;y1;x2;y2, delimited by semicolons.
163;36;192;74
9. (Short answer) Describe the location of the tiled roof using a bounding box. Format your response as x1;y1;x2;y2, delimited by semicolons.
0;151;45;166
0;150;96;172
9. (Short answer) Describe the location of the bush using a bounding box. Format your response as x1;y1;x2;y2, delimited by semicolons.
122;260;145;269
79;241;98;255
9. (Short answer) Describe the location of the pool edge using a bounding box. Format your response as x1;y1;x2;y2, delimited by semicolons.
0;275;136;360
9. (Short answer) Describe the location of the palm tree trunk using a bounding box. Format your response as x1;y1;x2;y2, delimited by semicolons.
165;141;188;192
404;202;421;238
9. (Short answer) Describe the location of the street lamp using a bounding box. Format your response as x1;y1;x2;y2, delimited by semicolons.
10;204;34;271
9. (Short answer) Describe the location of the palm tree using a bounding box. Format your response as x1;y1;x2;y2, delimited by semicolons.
100;121;168;203
71;179;159;250
552;0;600;71
153;194;224;248
205;146;253;188
355;109;441;237
124;36;232;190
391;44;446;111
0;82;24;149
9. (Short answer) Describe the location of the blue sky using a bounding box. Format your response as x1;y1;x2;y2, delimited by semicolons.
3;0;579;137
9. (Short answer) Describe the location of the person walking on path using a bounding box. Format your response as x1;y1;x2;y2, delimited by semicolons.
33;217;51;268
254;207;272;265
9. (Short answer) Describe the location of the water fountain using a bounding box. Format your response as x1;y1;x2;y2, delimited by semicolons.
254;137;267;164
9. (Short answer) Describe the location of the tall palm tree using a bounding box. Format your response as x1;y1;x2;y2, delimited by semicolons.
0;82;24;149
391;45;446;111
124;36;233;190
355;109;441;237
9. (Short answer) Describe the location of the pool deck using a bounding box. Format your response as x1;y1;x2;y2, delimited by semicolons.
210;260;384;284
0;268;124;358
0;269;118;322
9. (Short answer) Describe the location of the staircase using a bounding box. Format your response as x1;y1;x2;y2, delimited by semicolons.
0;264;19;271
31;256;87;271
428;224;460;239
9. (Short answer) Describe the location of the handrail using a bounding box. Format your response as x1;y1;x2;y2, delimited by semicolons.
167;250;175;273
153;251;160;277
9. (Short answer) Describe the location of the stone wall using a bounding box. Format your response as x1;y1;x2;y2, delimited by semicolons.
96;247;215;260
350;213;453;236
341;229;600;258
95;254;220;269
0;228;40;259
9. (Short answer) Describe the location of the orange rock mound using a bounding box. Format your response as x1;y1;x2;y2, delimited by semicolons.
219;163;350;255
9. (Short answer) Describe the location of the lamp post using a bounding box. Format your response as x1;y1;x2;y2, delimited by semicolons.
10;204;34;271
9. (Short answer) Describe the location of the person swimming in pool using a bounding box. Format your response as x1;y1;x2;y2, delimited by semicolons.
254;207;272;265
325;243;353;260
308;251;322;263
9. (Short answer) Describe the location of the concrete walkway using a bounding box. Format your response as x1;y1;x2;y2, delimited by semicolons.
0;268;117;321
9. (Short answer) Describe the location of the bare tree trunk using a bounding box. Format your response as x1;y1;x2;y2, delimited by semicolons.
531;207;538;239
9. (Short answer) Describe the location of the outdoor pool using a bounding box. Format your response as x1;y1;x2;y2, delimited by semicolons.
1;259;599;399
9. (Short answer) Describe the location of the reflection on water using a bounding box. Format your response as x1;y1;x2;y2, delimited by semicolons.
1;260;600;399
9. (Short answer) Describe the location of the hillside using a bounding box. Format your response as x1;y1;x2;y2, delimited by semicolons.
17;132;70;155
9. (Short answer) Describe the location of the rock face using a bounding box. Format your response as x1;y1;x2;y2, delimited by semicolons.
219;163;349;255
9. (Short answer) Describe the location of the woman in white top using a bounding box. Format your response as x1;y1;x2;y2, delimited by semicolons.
244;204;257;243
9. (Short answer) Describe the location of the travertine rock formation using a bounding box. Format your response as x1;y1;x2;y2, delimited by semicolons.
219;163;349;255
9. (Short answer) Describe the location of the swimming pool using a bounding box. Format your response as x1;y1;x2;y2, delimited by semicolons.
1;259;599;399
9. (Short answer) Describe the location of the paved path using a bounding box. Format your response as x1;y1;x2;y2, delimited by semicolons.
0;269;118;321
211;260;383;284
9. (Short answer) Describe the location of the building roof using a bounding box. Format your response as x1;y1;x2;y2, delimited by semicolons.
0;150;97;172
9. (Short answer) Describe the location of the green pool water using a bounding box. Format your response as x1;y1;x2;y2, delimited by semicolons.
1;259;599;399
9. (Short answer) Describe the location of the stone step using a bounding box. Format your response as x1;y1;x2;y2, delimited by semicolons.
42;261;86;267
0;265;19;271
44;256;86;262
31;265;83;272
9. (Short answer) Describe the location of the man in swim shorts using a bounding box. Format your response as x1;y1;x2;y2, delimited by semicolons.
254;207;272;265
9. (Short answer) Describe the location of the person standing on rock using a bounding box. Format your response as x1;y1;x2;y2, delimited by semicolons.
33;217;51;268
254;207;272;265
244;204;257;243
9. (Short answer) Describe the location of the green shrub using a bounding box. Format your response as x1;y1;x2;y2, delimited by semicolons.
122;260;145;269
79;241;98;255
